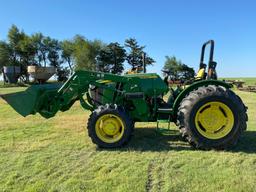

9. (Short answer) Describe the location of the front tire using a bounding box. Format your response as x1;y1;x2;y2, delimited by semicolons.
87;104;134;148
177;85;247;150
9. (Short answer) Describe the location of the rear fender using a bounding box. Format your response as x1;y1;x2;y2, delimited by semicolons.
172;80;232;120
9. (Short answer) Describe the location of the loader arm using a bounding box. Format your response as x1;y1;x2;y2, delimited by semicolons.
1;71;129;119
52;71;129;115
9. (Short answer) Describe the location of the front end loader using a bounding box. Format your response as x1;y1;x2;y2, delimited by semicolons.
1;40;248;149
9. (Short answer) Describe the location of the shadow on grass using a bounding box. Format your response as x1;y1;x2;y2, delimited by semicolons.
97;128;256;153
98;127;192;152
232;131;256;153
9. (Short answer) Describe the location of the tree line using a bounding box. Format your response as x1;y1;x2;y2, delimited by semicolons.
0;25;195;82
0;25;155;81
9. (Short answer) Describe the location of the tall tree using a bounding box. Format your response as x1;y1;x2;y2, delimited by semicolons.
45;37;70;82
18;35;37;81
163;56;180;79
31;33;48;66
163;56;195;80
73;35;104;71
0;41;12;68
18;35;37;66
179;64;195;79
125;38;155;70
7;25;25;66
45;37;61;68
97;42;126;74
61;40;75;73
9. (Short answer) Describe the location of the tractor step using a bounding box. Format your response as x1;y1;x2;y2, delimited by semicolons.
157;119;169;123
157;108;173;114
156;110;171;134
156;107;173;133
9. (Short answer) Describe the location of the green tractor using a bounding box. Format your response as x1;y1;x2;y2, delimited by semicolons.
1;40;248;149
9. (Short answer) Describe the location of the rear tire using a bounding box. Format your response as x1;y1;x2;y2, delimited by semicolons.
87;104;134;148
177;85;247;150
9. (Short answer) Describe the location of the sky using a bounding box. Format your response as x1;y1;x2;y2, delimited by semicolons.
0;0;255;77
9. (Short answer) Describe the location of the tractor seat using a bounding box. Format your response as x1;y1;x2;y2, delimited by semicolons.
195;68;207;80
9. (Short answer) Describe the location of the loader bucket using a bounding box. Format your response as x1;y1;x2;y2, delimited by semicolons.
1;83;63;117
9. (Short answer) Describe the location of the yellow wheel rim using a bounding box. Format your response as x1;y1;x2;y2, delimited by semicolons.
195;101;234;140
95;114;125;143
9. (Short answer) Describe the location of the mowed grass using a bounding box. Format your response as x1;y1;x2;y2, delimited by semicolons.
0;85;256;192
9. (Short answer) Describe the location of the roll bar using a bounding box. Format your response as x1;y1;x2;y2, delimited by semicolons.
200;40;215;65
199;40;217;80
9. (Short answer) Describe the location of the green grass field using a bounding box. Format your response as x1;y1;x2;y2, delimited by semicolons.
1;81;256;192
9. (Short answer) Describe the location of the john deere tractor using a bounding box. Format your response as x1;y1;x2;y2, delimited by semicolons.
1;40;248;149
